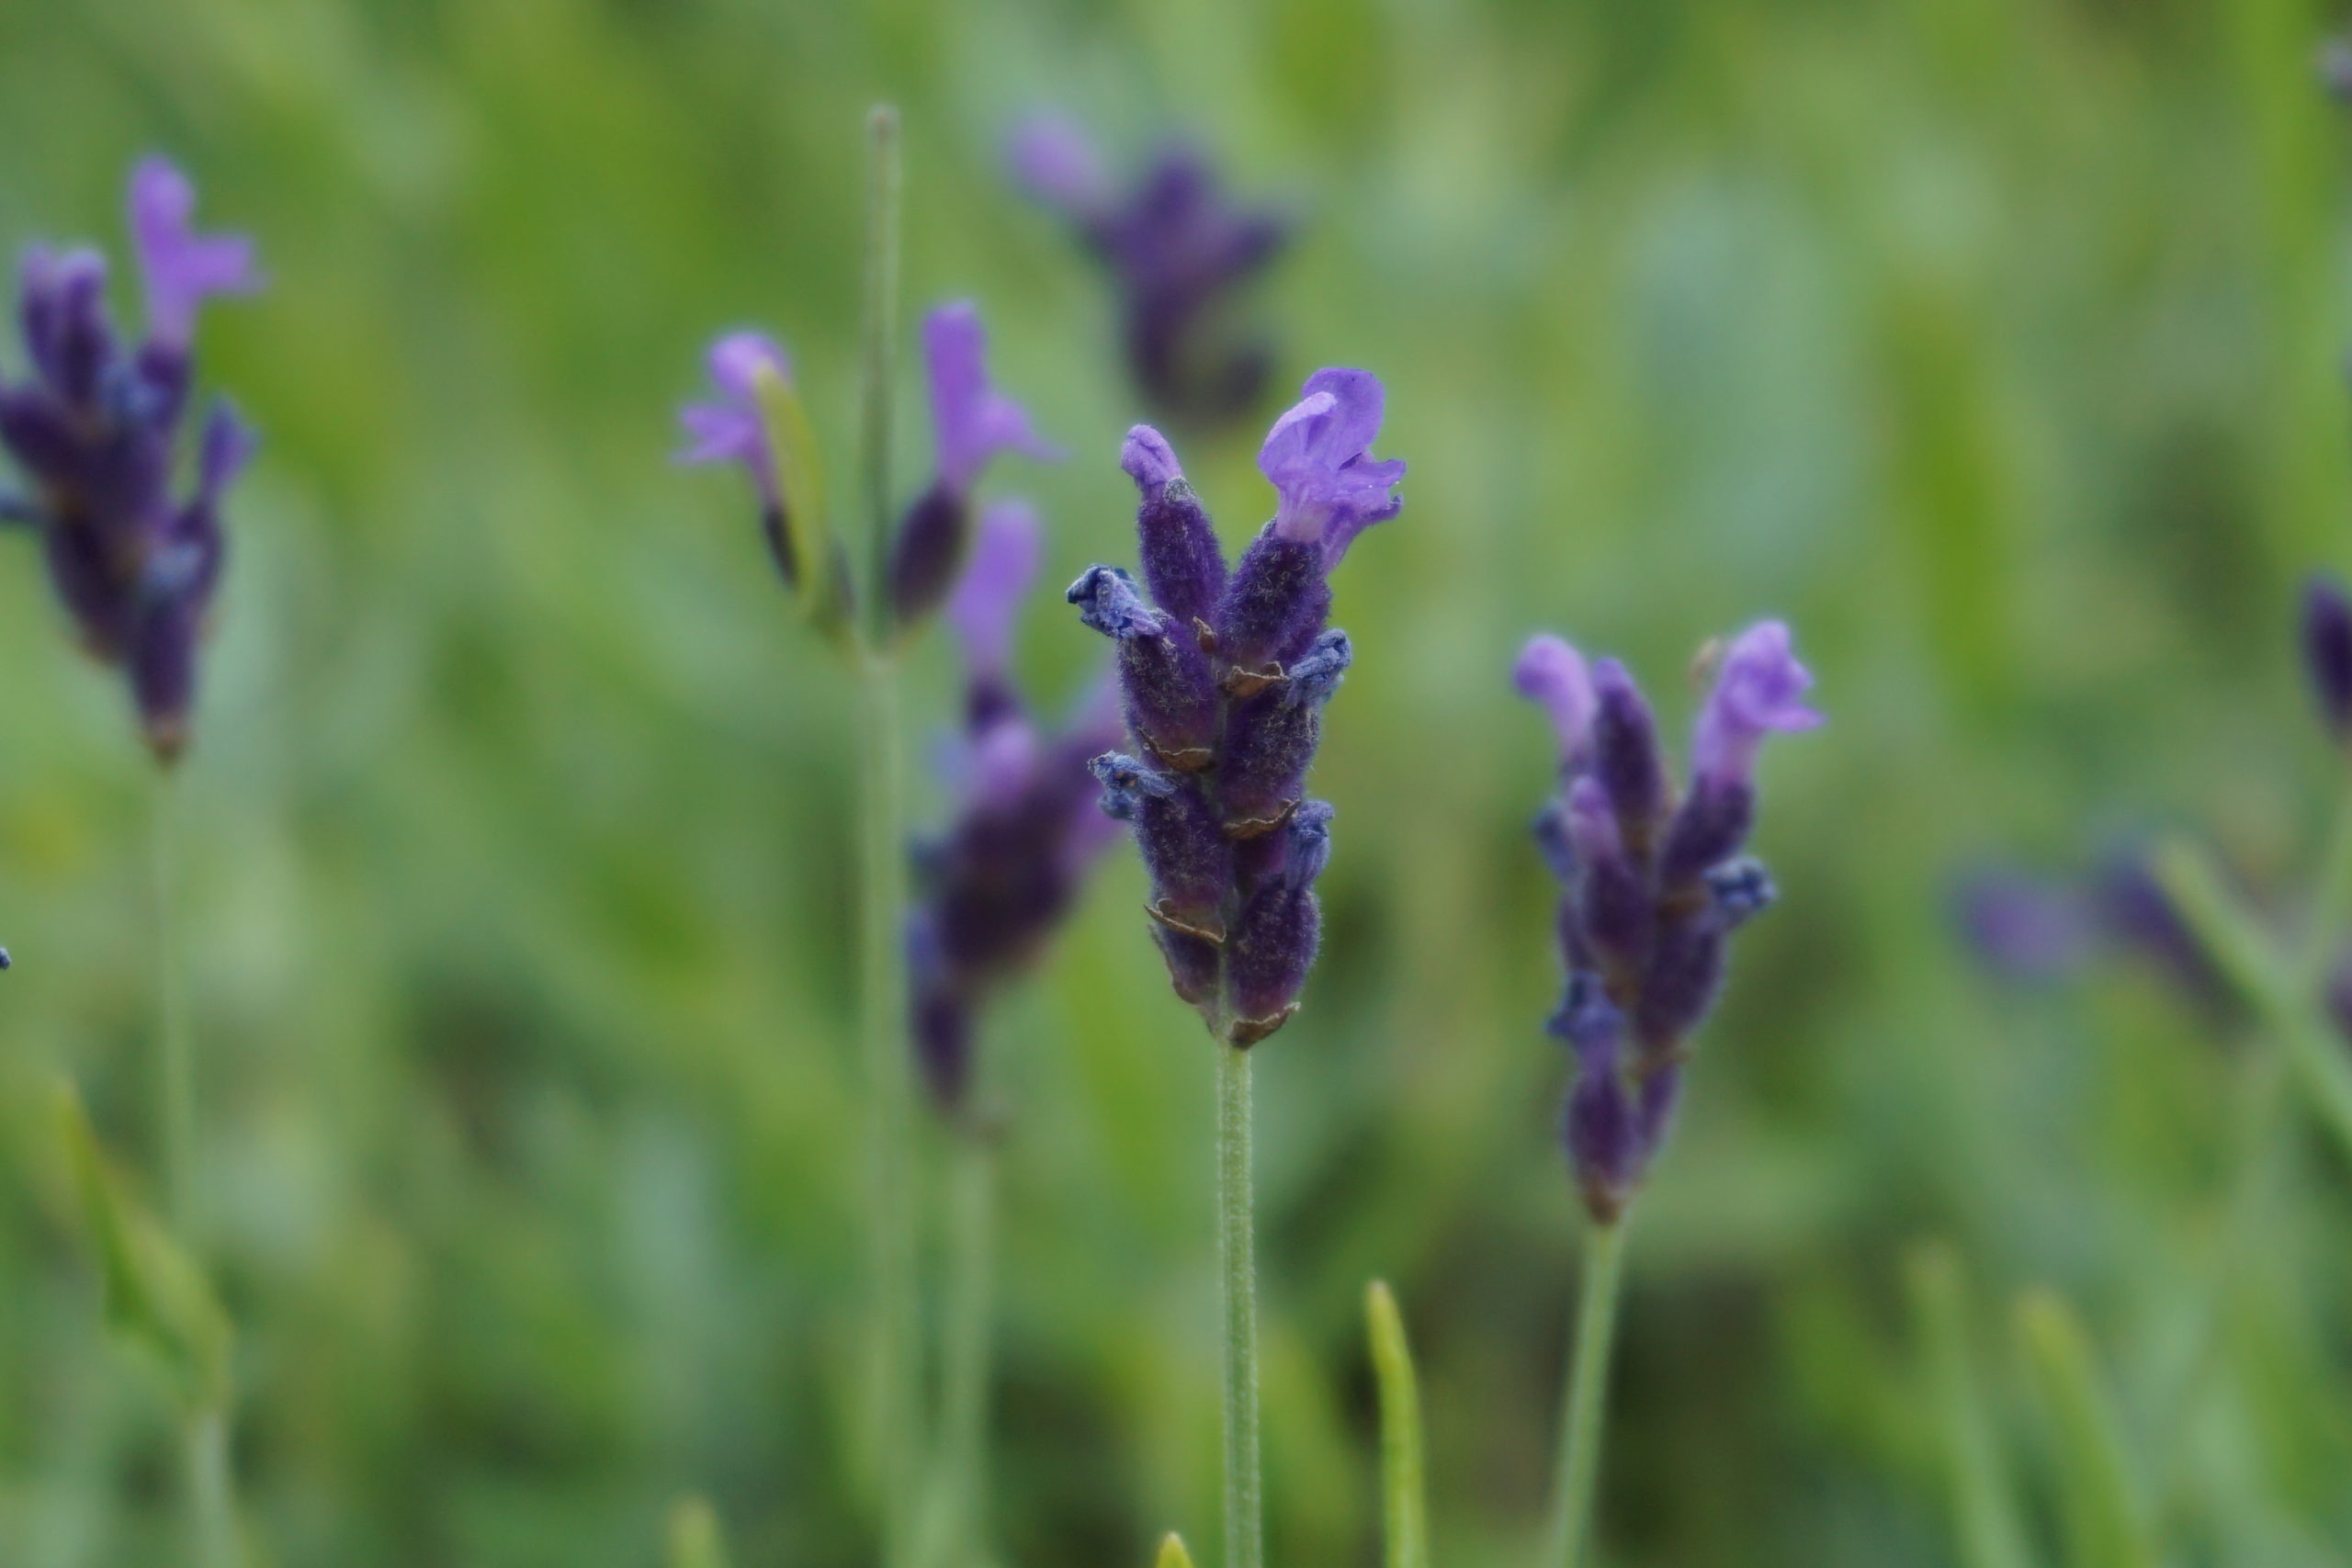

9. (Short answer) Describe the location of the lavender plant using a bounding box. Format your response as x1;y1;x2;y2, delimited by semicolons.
1513;621;1819;1567
0;153;259;1568
675;108;1056;1568
1070;367;1403;1568
1009;116;1288;432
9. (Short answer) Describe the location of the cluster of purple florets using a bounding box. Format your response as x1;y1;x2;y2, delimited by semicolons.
0;159;260;761
1515;624;1821;1221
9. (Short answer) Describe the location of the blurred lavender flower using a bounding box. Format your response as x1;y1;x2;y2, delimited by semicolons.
1071;368;1402;1045
1952;869;2091;985
1009;116;1288;432
888;303;1059;630
678;331;802;586
0;157;260;762
2302;573;2352;743
1518;623;1821;1222
910;502;1123;1111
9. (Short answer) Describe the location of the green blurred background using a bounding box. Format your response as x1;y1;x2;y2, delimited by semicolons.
5;0;2352;1562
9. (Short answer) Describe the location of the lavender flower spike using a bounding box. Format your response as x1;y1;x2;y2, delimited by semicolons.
1520;622;1819;1223
910;502;1121;1112
678;332;803;586
1;157;260;761
1007;119;1289;429
1075;369;1402;1046
888;302;1058;630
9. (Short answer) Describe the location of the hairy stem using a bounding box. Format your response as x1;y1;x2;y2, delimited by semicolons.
1217;1043;1262;1568
1544;1215;1630;1568
860;103;902;651
185;1409;238;1568
152;769;195;1239
929;1132;997;1568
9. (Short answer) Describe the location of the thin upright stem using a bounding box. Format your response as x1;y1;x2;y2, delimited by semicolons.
1216;1043;1262;1568
185;1409;238;1568
1544;1215;1631;1568
928;1131;997;1568
857;652;919;1568
151;768;195;1240
859;104;903;651
854;99;920;1568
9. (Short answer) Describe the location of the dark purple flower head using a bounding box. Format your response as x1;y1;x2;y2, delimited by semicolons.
2302;573;2352;744
1009;118;1289;430
1;157;259;762
1259;368;1406;569
887;303;1057;631
911;502;1122;1115
1517;624;1818;1223
1075;372;1401;1046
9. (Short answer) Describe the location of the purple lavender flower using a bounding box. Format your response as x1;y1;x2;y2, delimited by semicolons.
1952;869;2092;985
0;157;260;762
1071;369;1403;1046
2303;573;2352;744
1009;116;1288;431
888;303;1058;631
1519;623;1818;1221
911;502;1123;1111
678;331;804;586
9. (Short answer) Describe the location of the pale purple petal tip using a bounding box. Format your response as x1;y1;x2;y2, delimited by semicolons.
129;156;260;348
1007;114;1110;213
1514;634;1597;761
925;302;1060;493
1120;424;1182;491
677;329;790;505
1259;367;1405;567
944;501;1044;675
1692;620;1822;789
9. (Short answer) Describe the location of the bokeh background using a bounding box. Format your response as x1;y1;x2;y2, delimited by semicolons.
6;0;2352;1562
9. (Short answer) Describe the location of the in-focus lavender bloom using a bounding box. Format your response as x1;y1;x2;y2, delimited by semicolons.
1071;369;1403;1046
678;331;804;586
911;502;1124;1111
1009;116;1288;431
1519;623;1819;1222
0;157;260;762
2303;573;2352;744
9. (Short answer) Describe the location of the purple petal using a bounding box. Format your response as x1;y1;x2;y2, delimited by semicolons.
1691;621;1823;792
1259;367;1405;567
944;500;1042;677
924;302;1059;494
1121;424;1183;492
677;331;789;506
129;157;261;349
195;400;258;501
1006;114;1110;214
1514;634;1597;765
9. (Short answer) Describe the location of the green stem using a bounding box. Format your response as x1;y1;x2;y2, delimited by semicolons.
859;103;902;651
185;1408;237;1568
929;1132;996;1568
858;652;919;1568
1216;1044;1262;1568
152;769;194;1240
1544;1216;1629;1568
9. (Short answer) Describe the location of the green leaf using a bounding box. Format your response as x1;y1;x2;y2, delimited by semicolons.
665;1495;732;1568
1153;1533;1196;1568
2014;1290;2157;1568
55;1078;232;1414
750;362;853;645
1905;1243;2034;1568
1365;1280;1430;1568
